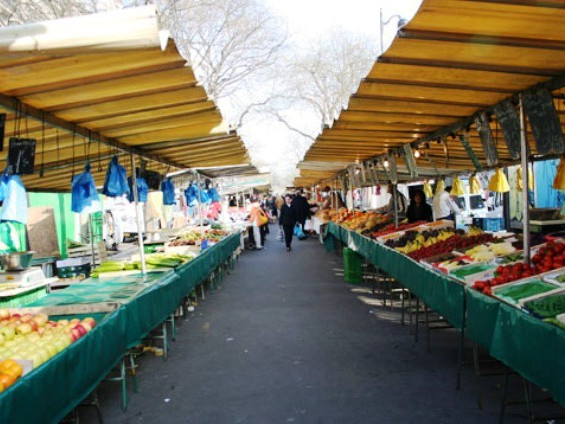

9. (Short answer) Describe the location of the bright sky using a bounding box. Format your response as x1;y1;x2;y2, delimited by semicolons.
260;0;422;188
224;0;422;189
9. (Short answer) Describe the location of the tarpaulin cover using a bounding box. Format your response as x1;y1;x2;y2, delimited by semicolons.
0;233;240;423
324;222;465;329
324;222;565;407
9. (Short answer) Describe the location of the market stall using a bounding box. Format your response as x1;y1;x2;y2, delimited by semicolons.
293;0;565;416
0;7;254;422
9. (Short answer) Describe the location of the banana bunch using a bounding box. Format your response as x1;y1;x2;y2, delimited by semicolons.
469;173;482;194
488;167;510;193
423;180;433;198
450;175;465;196
467;226;483;236
437;230;454;241
553;156;565;190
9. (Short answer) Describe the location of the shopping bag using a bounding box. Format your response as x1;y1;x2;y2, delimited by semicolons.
0;169;28;224
128;176;148;203
294;223;306;239
161;177;176;205
208;187;222;203
102;155;129;197
71;163;100;214
257;210;269;226
184;184;198;207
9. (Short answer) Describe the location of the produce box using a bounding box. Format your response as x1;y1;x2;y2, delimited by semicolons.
522;289;565;318
449;263;496;284
541;269;565;286
492;278;559;307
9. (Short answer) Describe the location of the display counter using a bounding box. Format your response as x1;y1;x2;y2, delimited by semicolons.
0;232;240;423
324;222;565;407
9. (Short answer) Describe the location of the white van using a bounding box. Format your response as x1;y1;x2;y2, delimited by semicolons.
454;194;488;219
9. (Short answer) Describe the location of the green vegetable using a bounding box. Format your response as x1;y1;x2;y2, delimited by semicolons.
495;281;557;304
525;294;565;318
93;261;125;273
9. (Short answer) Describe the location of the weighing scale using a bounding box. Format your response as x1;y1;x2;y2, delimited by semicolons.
0;268;48;292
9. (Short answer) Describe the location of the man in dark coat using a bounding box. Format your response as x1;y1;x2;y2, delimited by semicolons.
291;190;310;236
279;194;297;252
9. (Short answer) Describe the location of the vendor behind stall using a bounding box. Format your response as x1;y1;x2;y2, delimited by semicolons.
433;185;461;221
406;189;433;223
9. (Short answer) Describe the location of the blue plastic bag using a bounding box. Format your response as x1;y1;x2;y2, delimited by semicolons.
161;177;176;205
0;170;28;224
128;176;148;203
102;156;129;197
184;184;198;207
208;187;221;203
71;163;100;214
293;223;306;239
198;188;210;204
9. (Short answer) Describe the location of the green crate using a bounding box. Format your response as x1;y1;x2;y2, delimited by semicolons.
343;248;362;284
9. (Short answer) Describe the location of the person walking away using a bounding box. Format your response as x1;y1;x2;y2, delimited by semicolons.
406;189;433;223
292;190;310;236
279;195;297;252
249;200;265;250
433;185;461;222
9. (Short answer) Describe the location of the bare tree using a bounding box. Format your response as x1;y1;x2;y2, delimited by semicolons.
160;0;287;101
0;0;106;26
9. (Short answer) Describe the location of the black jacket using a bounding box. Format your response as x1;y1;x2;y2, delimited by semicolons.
279;204;297;226
291;195;310;222
406;202;433;223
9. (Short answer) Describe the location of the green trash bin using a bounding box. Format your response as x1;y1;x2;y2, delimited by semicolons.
343;248;363;284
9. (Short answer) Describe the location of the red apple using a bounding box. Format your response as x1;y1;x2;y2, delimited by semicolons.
0;309;10;320
10;314;20;319
74;324;86;337
71;328;81;341
8;317;19;324
47;321;58;327
20;314;33;323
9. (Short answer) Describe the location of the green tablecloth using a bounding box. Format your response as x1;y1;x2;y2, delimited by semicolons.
324;222;465;329
0;233;240;424
324;222;565;407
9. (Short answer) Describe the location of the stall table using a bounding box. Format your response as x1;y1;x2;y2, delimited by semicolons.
0;232;240;423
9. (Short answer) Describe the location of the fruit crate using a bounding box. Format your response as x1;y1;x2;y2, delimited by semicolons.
343;248;362;284
473;217;505;232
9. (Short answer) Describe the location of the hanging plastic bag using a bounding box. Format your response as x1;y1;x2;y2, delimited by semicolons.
198;188;210;204
71;163;101;214
161;177;176;205
184;184;198;207
128;175;148;203
208;187;221;203
0;168;28;224
102;156;129;197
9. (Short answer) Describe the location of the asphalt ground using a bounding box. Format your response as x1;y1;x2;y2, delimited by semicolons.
83;230;539;424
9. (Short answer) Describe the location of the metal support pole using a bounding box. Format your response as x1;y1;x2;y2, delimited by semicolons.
197;173;203;228
379;8;384;54
519;95;531;264
88;214;96;266
130;154;146;275
392;183;399;228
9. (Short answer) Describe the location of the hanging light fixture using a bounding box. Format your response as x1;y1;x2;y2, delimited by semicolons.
469;173;482;194
450;175;465;196
413;149;421;159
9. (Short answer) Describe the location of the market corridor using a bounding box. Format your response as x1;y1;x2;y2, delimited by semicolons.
93;232;509;423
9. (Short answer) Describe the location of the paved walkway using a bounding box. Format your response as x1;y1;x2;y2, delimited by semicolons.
89;230;522;423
